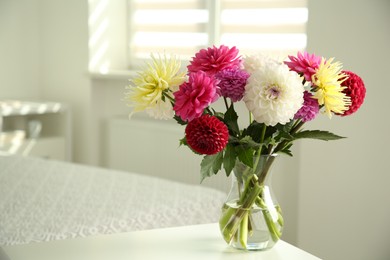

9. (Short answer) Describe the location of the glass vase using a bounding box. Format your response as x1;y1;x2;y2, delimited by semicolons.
218;154;283;251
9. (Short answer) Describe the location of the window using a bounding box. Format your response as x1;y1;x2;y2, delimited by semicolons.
128;0;308;68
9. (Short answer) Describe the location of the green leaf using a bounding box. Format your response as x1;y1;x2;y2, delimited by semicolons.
236;146;254;168
224;104;240;136
200;152;223;182
278;143;293;157
273;121;295;142
179;137;187;146
242;122;263;142
223;144;237;177
279;149;293;157
275;120;294;133
213;112;225;121
293;130;346;141
238;136;260;149
273;130;294;142
173;115;187;125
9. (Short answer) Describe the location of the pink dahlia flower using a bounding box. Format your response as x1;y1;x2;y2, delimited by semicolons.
185;114;229;155
284;51;322;82
173;71;219;122
294;91;319;122
187;45;241;76
215;68;249;102
338;70;366;116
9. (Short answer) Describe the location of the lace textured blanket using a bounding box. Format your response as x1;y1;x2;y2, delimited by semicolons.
0;156;226;246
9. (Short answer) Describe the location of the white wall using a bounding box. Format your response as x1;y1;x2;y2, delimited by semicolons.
298;0;390;259
39;0;92;164
0;0;42;99
0;0;92;164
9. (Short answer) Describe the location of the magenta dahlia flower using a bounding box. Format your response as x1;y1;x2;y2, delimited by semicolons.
185;114;229;155
173;71;219;122
187;45;241;76
284;51;322;82
294;91;319;122
338;70;366;116
215;68;249;102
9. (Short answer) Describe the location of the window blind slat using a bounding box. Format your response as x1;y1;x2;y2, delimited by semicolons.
220;0;307;56
129;0;208;67
134;2;205;9
221;24;306;34
128;0;307;68
134;24;207;33
222;0;307;9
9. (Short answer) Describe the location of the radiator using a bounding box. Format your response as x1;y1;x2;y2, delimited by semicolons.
106;116;230;192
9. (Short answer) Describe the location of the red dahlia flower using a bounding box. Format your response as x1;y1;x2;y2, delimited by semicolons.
187;45;241;76
339;70;366;116
185;115;229;155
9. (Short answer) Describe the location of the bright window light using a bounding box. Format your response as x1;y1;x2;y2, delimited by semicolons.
128;0;308;68
134;10;208;24
134;32;208;46
221;8;308;25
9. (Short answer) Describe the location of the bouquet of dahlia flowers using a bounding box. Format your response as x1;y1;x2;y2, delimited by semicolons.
125;45;366;248
125;45;365;179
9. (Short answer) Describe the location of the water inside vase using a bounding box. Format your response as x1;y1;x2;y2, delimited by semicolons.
221;200;281;251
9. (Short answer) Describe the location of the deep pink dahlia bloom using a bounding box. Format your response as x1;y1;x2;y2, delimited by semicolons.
284;51;322;82
187;45;241;76
173;71;219;122
294;91;319;122
185;114;229;155
338;70;366;116
215;68;249;102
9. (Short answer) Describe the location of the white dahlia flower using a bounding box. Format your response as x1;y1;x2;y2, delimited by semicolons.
243;54;280;74
243;56;304;126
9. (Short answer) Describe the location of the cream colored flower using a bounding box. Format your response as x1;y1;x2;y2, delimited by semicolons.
243;54;279;74
145;99;176;120
125;54;186;119
243;56;304;126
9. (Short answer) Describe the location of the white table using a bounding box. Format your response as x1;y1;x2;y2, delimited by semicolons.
2;224;321;260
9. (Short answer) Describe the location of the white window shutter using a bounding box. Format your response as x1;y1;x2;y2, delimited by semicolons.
220;0;308;58
128;0;209;68
128;0;307;68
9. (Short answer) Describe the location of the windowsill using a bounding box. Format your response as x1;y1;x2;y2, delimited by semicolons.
89;70;138;80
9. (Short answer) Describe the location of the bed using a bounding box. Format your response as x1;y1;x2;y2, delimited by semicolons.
0;155;226;246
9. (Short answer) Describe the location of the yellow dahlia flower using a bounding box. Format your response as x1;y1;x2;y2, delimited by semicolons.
125;54;186;119
312;58;351;118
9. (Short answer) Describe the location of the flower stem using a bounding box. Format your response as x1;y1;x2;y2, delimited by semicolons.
256;196;282;242
239;211;249;248
276;205;284;226
257;156;275;184
219;177;262;244
292;119;302;130
223;97;229;110
205;107;213;115
273;120;305;154
253;124;267;181
162;91;175;104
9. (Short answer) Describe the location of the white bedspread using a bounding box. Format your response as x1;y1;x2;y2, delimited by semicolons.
0;156;226;246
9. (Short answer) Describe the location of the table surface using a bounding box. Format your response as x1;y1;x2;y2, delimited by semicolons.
2;223;321;260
